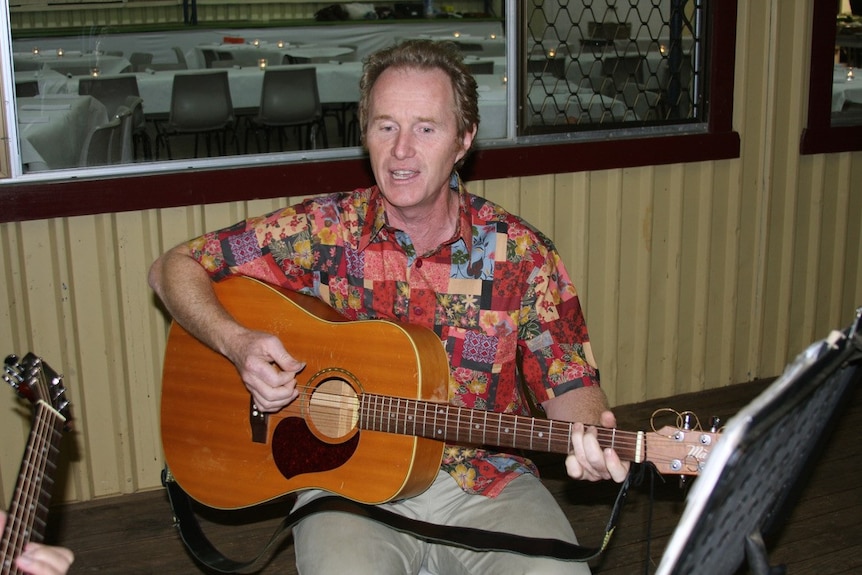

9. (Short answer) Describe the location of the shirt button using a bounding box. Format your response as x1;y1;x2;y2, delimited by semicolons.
413;306;424;316
415;258;423;268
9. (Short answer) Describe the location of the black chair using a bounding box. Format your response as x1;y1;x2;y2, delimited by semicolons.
151;47;189;71
129;52;153;72
15;80;40;98
466;61;494;75
201;49;235;69
78;75;152;160
79;116;122;167
245;67;327;153
156;71;236;159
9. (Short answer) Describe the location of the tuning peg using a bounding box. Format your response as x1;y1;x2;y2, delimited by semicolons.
709;416;721;432
681;413;693;430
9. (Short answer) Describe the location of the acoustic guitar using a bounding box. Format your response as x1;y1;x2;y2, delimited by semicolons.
161;276;719;510
1;353;71;575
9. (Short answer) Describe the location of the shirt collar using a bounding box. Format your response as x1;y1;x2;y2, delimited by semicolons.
357;173;473;253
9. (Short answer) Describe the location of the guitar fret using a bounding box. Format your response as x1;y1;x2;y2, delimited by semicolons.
483;411;488;444
359;395;659;464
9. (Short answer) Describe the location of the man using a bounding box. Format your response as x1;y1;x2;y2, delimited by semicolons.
149;40;628;574
0;511;74;575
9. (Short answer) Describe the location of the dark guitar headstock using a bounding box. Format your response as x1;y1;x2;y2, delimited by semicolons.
4;352;72;429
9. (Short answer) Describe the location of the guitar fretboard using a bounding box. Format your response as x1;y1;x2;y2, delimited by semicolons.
359;393;643;462
0;401;66;575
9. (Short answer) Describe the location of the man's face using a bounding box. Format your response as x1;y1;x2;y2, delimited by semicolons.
365;66;475;214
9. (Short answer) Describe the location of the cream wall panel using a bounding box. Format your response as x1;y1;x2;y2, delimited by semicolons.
644;165;683;400
582;169;622;405
0;222;29;506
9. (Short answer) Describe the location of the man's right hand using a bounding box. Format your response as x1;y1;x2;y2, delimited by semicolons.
225;329;305;412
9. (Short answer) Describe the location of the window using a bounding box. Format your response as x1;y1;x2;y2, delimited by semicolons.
0;0;740;223
800;0;862;154
521;0;705;133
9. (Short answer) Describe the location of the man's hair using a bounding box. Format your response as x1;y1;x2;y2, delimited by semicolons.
358;40;480;146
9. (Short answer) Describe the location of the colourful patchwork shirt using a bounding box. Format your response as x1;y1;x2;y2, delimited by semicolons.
188;174;600;497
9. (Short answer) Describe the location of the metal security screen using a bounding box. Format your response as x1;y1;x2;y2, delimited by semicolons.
521;0;706;134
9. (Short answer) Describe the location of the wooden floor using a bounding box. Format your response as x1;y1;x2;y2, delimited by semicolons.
44;379;861;574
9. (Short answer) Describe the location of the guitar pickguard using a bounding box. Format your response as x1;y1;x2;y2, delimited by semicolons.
272;417;360;479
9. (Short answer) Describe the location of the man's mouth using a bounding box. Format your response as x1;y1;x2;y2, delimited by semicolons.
391;169;417;180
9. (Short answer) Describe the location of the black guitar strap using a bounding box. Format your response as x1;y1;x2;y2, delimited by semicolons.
162;465;644;574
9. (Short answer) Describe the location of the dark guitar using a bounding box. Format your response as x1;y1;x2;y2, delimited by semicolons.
1;353;71;575
161;276;719;510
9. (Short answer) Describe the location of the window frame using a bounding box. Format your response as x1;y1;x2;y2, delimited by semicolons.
0;1;740;224
800;0;862;155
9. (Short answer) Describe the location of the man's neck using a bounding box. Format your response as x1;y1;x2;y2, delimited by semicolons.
385;190;460;256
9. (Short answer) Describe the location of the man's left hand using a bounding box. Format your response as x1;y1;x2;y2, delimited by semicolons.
566;410;630;483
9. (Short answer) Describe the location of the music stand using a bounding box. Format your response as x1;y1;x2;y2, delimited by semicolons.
656;307;862;575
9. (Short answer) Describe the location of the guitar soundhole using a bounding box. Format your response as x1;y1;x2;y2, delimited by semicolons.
307;377;359;440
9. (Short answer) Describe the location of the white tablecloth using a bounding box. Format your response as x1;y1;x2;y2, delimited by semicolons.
565;49;669;90
16;94;108;171
12;22;503;72
527;78;627;125
15;69;72;96
832;67;862;112
188;42;356;68
475;76;507;139
190;42;294;68
14;52;131;76
403;34;506;57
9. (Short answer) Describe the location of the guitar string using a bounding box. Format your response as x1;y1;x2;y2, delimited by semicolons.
278;384;651;456
2;404;52;567
281;384;714;470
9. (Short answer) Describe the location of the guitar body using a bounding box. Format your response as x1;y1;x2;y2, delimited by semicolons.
160;276;450;510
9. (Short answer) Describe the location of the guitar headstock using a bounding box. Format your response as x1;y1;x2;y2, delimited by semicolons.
4;352;72;428
644;425;721;476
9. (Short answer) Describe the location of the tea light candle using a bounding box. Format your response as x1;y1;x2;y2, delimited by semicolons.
259;58;267;70
849;68;855;81
32;47;39;55
660;44;667;56
56;48;64;57
502;75;508;85
277;40;285;48
547;48;556;59
489;34;497;40
252;39;260;47
91;67;100;77
453;32;461;38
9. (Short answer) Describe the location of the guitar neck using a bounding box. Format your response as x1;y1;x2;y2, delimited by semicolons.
0;401;67;573
359;393;644;462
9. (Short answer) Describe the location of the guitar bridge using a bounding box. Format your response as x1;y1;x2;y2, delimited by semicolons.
250;399;268;443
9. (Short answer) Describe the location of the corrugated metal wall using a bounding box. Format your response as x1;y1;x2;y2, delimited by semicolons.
1;0;861;505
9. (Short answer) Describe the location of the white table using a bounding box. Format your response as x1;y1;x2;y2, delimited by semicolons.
190;43;356;67
284;45;356;63
474;76;508;139
12;22;503;74
832;67;862;112
190;42;301;68
526;77;628;125
16;94;108;171
14;52;132;76
463;55;508;76
15;69;72;96
404;34;506;57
